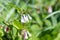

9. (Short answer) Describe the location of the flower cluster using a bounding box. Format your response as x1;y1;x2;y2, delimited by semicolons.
21;29;32;40
21;14;32;23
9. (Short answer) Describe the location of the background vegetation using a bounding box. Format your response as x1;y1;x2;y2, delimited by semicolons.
0;0;60;40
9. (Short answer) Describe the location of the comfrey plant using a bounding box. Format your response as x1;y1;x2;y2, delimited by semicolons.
20;14;32;40
4;26;10;33
48;6;52;13
21;29;32;40
21;14;32;23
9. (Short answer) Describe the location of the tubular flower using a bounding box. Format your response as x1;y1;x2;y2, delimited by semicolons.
21;29;32;40
21;14;32;23
4;26;10;33
48;6;52;13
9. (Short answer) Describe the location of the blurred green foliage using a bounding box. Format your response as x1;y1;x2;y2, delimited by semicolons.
0;0;60;40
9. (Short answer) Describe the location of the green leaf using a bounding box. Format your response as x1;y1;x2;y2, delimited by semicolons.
54;33;60;40
45;11;60;19
44;20;52;27
12;27;17;40
0;29;4;37
32;11;43;27
29;35;39;40
12;20;23;29
5;7;15;22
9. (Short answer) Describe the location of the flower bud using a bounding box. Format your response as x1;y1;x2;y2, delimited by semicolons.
48;6;52;13
21;29;32;40
24;31;28;40
21;29;28;40
4;26;10;33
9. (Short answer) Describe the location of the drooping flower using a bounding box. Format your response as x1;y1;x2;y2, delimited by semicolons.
21;29;28;40
21;29;32;40
4;26;10;33
21;14;32;23
48;6;52;13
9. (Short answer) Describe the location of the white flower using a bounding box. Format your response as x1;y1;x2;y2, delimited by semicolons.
21;14;32;23
48;6;52;13
23;14;29;22
21;16;26;23
21;29;32;40
21;29;28;40
24;31;28;40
